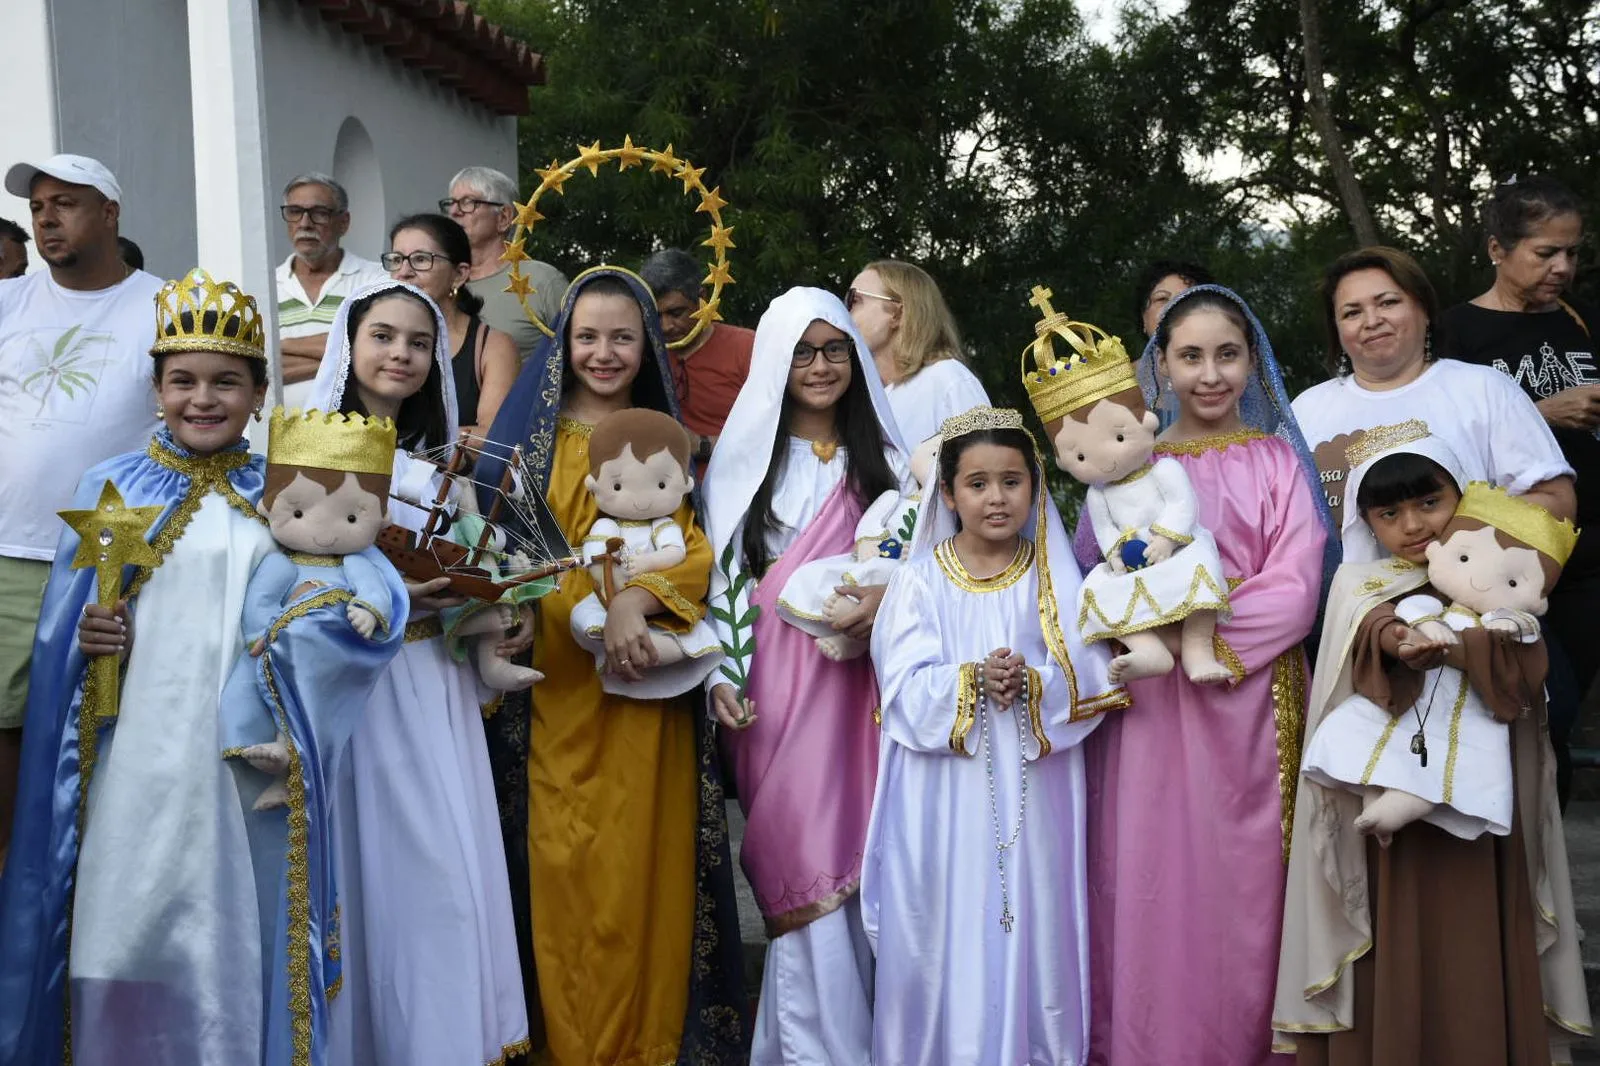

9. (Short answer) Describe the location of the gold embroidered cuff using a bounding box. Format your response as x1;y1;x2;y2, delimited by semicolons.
1213;632;1246;685
624;572;704;632
952;662;979;755
404;616;444;643
1024;665;1051;758
1149;524;1193;546
1072;686;1132;721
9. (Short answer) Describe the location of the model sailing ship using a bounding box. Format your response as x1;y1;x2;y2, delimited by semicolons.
376;434;589;601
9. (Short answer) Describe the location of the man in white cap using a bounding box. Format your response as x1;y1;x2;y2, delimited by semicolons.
0;153;162;869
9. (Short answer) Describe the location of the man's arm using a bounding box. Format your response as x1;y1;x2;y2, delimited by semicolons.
279;334;328;384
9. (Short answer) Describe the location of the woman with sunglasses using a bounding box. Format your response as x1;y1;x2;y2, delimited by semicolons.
847;260;990;449
385;213;519;438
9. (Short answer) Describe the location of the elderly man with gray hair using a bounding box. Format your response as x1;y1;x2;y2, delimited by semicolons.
272;172;389;405
443;165;567;360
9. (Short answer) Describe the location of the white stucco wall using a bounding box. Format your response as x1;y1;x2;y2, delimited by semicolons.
258;0;520;265
0;0;198;280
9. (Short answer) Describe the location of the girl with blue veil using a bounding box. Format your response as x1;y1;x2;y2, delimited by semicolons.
1083;284;1336;1066
473;266;749;1065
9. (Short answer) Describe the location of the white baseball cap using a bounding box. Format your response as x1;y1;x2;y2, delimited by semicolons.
5;154;122;203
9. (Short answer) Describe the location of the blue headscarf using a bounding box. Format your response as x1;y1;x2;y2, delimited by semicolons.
1136;283;1341;597
472;265;682;520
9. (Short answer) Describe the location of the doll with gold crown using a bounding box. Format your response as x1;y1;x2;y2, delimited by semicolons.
1302;482;1577;843
1020;299;1232;684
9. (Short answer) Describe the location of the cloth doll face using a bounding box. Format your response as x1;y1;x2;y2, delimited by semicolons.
263;471;388;555
786;319;855;414
349;293;437;411
155;350;266;455
567;290;646;402
585;443;694;521
1424;525;1549;616
908;435;940;488
939;441;1034;546
1049;398;1158;485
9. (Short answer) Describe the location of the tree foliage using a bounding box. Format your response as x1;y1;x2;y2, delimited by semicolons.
478;0;1600;406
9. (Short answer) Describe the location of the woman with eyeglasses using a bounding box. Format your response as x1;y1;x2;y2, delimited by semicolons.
385;213;519;438
847;260;989;449
704;288;911;1064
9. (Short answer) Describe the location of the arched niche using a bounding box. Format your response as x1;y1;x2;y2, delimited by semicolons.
332;115;384;259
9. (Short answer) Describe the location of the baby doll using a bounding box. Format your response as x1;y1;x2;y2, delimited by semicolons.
1302;482;1576;842
440;511;551;692
776;435;938;660
226;408;406;809
1020;300;1230;684
569;408;721;697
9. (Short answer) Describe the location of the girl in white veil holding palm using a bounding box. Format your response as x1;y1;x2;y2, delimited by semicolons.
307;280;529;1066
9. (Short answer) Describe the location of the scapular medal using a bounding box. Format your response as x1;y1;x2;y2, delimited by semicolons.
1410;731;1428;767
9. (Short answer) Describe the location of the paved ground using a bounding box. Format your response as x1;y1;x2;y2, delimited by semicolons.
727;798;1600;1060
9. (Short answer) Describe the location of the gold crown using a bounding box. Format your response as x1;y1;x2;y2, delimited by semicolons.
267;408;398;478
1345;419;1430;470
151;268;265;360
1019;285;1137;425
939;406;1026;441
1455;481;1579;565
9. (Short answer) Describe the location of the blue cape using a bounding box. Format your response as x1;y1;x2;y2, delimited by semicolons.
0;431;265;1066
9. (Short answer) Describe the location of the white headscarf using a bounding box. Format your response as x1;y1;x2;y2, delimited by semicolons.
1340;432;1468;563
305;279;460;454
910;406;1123;715
703;286;908;562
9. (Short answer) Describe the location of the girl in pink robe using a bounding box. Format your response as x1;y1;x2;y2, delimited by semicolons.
702;287;910;1065
1086;285;1335;1066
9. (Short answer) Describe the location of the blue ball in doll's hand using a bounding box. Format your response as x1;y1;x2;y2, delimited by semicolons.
877;537;903;560
1120;539;1150;571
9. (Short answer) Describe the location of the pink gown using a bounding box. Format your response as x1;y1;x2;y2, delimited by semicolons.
1086;431;1326;1066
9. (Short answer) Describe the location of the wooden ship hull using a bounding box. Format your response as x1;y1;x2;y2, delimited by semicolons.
377;524;580;603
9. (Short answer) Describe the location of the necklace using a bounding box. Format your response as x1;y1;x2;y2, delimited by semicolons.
979;673;1031;932
810;439;839;463
1409;661;1446;766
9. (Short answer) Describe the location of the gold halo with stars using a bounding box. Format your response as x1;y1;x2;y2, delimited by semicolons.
502;136;735;349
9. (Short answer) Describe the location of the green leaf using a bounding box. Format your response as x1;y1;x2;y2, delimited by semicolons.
737;607;759;628
51;324;83;360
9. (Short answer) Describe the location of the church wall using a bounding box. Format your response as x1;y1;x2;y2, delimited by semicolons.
1;0;201;281
257;0;519;265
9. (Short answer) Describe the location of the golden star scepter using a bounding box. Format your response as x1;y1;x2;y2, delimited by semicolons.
58;481;163;719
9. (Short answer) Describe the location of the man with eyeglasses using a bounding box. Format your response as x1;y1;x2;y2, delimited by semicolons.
639;248;754;465
271;172;388;410
443;165;567;362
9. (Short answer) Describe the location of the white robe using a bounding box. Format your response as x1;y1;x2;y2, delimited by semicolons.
70;494;273;1065
863;545;1100;1066
328;459;528;1066
776;487;921;642
1301;596;1516;840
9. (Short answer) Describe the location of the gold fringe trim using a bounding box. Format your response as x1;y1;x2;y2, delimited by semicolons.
624;571;705;627
1441;672;1470;805
764;879;859;938
1078;566;1229;642
951;662;979;755
405;616;444;643
1213;633;1247;684
1360;714;1402;786
261;657;314;1066
266;588;353;646
1148;523;1193;546
1545;1006;1596;1037
487;1038;534;1066
1272;651;1307;863
1152;429;1267;457
1024;664;1051;758
933;537;1034;593
126;440;264;599
286;551;340;567
555;415;594;439
1076;688;1133;716
1302;937;1374;998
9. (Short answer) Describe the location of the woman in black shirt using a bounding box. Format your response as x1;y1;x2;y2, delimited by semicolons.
1442;175;1599;807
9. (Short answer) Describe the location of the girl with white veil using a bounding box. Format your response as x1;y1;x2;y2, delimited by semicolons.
862;407;1125;1065
308;280;528;1066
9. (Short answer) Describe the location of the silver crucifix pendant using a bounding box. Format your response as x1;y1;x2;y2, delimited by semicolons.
1000;908;1014;933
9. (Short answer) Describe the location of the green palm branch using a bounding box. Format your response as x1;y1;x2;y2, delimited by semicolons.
22;325;108;417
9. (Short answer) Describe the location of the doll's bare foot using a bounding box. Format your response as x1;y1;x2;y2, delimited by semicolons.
241;739;290;776
815;634;866;661
820;593;848;624
1354;788;1434;845
253;777;290;811
1179;612;1230;684
476;641;542;691
1106;631;1174;683
455;606;509;639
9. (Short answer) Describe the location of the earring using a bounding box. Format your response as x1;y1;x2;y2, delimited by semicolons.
155;406;165;419
253;404;264;422
450;285;459;299
1424;328;1434;361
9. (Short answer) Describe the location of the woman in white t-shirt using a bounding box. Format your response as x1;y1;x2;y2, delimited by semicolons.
1292;245;1574;547
845;259;988;447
